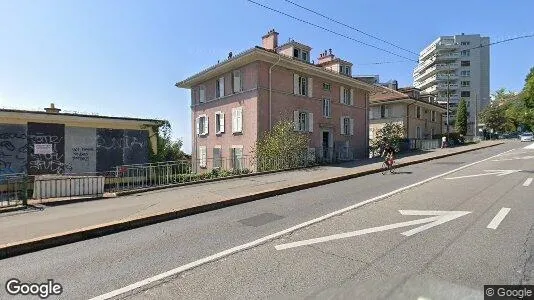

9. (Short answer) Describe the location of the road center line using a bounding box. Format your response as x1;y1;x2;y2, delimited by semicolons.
89;147;515;300
523;178;533;187
487;208;511;229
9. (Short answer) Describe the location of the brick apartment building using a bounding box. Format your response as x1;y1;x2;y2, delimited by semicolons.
176;29;375;171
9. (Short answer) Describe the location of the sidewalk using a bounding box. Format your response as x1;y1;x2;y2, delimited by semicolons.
0;141;503;258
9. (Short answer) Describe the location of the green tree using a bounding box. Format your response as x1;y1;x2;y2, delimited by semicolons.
370;122;405;156
251;119;310;172
479;101;507;133
455;99;468;135
147;121;189;163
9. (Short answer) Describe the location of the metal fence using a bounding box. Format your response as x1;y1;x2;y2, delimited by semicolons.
0;173;27;208
0;147;362;208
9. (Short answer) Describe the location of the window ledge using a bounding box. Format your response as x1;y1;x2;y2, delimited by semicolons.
232;132;243;135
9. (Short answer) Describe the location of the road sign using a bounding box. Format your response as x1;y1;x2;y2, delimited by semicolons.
274;210;471;250
444;170;521;180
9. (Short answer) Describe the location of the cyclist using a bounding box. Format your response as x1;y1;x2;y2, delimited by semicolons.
381;143;396;167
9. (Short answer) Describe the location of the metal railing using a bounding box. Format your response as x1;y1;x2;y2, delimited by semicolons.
32;175;105;200
0;173;27;208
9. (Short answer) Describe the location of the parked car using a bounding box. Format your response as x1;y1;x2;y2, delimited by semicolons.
519;132;534;142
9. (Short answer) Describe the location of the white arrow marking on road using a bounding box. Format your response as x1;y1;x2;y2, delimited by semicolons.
274;210;471;250
444;170;521;180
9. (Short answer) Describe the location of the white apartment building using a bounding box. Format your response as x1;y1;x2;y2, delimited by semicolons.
413;34;490;135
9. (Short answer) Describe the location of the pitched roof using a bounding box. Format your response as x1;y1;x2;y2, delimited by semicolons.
370;85;447;111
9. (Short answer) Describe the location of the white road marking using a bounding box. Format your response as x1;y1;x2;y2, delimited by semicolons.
487;208;511;229
523;178;533;187
444;170;521;180
89;147;516;300
492;155;534;161
274;210;471;250
524;143;534;149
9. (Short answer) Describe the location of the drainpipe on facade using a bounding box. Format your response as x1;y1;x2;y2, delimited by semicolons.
269;56;282;129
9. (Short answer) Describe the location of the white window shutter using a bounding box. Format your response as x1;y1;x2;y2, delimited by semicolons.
237;107;243;132
293;74;299;94
294;110;299;131
196;117;200;135
340;116;345;135
204;116;209;135
308;112;313;132
220;113;225;133
232;108;237;133
350;89;354;105
349;118;354;135
340;86;344;104
369;108;373;119
219;77;225;97
308;77;313;98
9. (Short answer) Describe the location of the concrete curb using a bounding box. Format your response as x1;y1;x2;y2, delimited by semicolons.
0;142;503;259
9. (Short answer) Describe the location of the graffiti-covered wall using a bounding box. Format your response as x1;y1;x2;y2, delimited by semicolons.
65;127;97;174
0;124;27;175
0;123;150;175
27;123;66;175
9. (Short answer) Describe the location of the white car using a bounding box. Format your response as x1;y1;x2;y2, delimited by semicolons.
520;132;534;142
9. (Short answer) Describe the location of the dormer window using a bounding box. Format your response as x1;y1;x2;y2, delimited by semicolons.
293;48;309;62
339;65;351;76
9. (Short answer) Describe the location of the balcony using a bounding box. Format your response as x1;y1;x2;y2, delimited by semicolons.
436;94;460;102
435;52;460;61
437;83;458;90
414;63;460;82
436;73;458;80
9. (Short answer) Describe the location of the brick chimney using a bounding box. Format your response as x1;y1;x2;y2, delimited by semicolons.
262;29;279;50
317;49;335;65
44;103;61;114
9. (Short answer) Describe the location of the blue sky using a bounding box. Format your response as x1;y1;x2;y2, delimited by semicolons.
1;0;533;153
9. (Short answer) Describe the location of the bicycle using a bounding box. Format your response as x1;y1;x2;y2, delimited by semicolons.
381;156;396;174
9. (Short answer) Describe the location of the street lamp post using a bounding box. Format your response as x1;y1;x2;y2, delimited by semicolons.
446;65;450;142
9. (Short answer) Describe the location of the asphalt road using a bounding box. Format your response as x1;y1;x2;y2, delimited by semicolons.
0;141;532;300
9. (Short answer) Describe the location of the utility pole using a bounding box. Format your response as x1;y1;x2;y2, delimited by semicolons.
475;93;478;138
446;64;450;141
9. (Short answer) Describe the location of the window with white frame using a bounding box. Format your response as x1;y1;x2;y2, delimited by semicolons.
216;77;225;98
299;112;307;131
294;74;310;96
293;48;300;58
340;86;353;105
198;146;207;168
196;115;208;136
232;70;243;93
199;86;205;103
213;147;222;169
323;83;331;91
231;107;243;133
293;48;309;62
339;65;351;76
215;112;225;134
416;126;421;139
380;105;389;118
461;70;471;77
461;50;470;57
231;146;243;170
293;111;313;132
461;41;470;46
431;111;436;122
461;81;470;87
340;116;354;135
301;50;309;62
322;99;331;118
416;106;421;118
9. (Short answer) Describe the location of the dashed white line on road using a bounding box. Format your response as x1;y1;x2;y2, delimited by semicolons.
523;178;533;187
487;208;511;230
88;147;516;300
